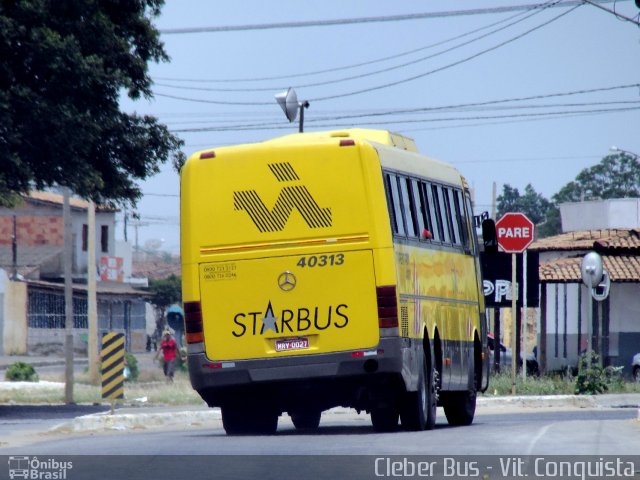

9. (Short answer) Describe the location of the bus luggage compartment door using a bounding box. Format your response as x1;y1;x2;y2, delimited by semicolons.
198;250;379;362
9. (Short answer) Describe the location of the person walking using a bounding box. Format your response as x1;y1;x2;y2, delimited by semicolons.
155;327;179;382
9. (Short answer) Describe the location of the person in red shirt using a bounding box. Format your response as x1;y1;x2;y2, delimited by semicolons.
155;328;179;382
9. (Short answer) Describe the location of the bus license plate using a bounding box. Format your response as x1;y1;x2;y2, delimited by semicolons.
275;337;309;352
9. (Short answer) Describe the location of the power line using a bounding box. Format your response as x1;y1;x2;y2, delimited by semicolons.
157;0;625;34
154;7;535;85
167;83;639;132
311;3;580;102
154;0;582;106
155;4;581;105
582;0;640;25
171;105;640;133
154;4;550;93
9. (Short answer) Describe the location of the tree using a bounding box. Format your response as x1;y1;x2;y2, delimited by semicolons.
496;183;551;225
0;0;184;207
553;152;640;204
146;274;181;332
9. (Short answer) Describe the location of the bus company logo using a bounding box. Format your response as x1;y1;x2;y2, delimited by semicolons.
233;162;332;232
232;300;349;337
278;271;296;292
8;456;73;479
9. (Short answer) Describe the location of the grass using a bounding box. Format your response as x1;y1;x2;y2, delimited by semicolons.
484;371;640;397
1;366;204;406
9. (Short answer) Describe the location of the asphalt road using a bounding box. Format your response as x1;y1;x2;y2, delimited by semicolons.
1;405;639;480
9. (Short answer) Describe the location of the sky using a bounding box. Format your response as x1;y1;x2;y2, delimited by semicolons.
119;0;640;255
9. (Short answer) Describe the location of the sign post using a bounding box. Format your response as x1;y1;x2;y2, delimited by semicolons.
495;212;535;395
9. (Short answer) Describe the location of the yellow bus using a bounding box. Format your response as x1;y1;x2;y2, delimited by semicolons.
180;128;489;434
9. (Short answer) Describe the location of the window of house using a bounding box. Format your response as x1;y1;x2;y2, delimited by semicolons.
101;225;109;253
82;224;88;252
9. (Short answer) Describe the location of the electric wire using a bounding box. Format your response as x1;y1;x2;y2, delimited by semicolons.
166;83;640;132
311;4;581;102
157;0;625;34
153;2;551;93
154;6;537;86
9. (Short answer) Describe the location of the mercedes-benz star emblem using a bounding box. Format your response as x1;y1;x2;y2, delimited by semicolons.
278;271;296;292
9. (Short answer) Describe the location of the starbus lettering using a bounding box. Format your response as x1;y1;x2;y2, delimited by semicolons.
232;302;349;337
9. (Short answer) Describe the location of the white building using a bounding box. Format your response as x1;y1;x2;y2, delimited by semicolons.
531;199;640;376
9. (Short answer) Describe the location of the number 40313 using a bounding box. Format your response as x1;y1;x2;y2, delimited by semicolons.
296;253;345;268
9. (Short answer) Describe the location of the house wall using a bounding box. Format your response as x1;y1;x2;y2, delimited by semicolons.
3;280;28;355
609;284;640;375
74;211;116;273
0;200;116;276
0;214;64;247
541;281;640;376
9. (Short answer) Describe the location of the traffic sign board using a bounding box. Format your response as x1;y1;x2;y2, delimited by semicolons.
495;212;534;253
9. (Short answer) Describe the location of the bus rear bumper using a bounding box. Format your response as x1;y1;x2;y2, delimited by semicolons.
188;337;419;409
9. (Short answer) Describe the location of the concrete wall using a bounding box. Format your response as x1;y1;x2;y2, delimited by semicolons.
3;280;28;355
560;198;640;232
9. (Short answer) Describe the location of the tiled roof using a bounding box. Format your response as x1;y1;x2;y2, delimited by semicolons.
530;228;640;252
132;256;181;279
26;191;117;212
539;255;640;283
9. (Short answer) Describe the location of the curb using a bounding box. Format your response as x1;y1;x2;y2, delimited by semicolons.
477;395;598;409
51;409;222;433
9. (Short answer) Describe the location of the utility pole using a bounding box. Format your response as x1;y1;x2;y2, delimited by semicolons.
63;188;74;404
11;215;17;280
87;201;99;384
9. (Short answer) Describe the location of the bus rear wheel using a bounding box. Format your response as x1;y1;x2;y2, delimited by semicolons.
370;404;399;432
442;389;476;426
290;409;322;430
400;352;437;431
222;404;279;435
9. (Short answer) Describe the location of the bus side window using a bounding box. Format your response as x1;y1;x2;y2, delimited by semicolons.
463;192;477;254
434;185;451;244
400;176;418;238
410;179;429;240
455;189;471;251
385;173;406;236
445;188;462;246
424;182;442;242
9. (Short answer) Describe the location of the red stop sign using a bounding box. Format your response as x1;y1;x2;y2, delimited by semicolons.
495;212;534;253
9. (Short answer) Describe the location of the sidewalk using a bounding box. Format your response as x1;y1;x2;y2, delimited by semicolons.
1;353;639;435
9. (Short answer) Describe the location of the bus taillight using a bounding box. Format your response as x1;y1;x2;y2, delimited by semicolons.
184;301;204;344
376;285;398;328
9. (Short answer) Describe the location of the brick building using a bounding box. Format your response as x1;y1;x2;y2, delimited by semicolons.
0;192;150;355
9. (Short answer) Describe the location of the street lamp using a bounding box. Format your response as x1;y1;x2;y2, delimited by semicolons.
275;87;310;133
610;146;639;158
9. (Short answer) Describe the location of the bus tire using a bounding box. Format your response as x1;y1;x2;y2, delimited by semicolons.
290;409;322;430
370;405;399;432
222;405;279;435
400;351;437;431
442;388;476;426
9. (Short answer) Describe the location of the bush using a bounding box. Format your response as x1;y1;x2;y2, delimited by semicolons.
124;352;139;382
574;352;623;395
5;361;39;382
